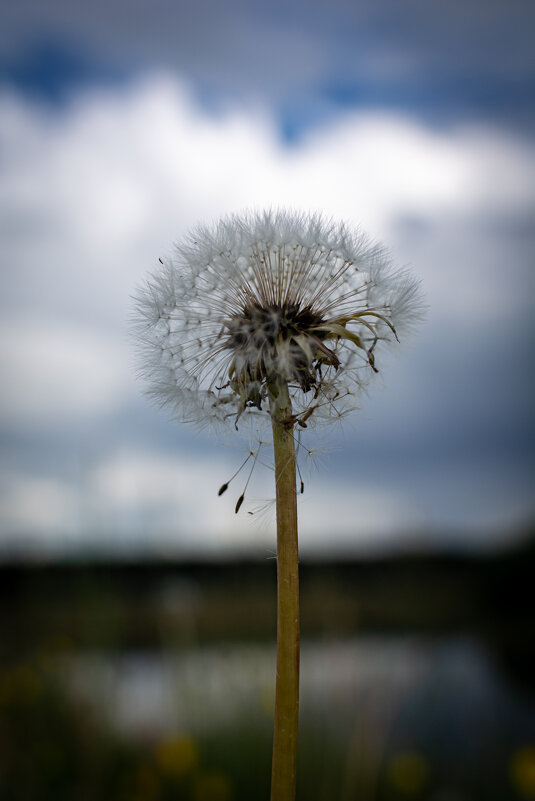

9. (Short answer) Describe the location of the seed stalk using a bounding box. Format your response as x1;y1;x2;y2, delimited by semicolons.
268;378;300;801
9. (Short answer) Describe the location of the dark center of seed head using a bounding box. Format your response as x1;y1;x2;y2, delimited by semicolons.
226;303;324;349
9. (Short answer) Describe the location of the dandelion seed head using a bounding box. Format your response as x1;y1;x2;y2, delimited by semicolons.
132;209;425;431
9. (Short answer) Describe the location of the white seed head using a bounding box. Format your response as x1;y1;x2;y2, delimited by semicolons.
132;209;424;431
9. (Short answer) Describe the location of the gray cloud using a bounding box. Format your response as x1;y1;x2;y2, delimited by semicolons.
2;0;534;136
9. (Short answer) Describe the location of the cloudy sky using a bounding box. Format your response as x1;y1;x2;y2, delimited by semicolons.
1;0;534;559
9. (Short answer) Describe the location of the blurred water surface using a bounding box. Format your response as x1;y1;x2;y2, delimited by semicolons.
1;553;534;799
50;636;535;800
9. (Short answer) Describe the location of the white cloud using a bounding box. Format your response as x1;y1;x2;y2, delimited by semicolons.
90;451;424;551
0;320;131;426
299;482;424;553
88;450;275;551
0;470;79;538
0;446;427;556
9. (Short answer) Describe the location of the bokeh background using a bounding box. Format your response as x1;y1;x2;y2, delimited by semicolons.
0;1;534;800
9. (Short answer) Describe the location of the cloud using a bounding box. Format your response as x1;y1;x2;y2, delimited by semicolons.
0;449;428;556
299;484;425;554
0;449;274;555
0;320;131;427
89;451;249;533
0;470;79;541
2;0;534;131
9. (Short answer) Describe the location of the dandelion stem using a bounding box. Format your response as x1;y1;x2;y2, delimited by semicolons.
268;378;300;801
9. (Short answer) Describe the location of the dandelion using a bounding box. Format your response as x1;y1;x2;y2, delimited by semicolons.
132;209;424;801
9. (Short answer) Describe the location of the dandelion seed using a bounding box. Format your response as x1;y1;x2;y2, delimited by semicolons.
219;445;262;513
295;430;306;494
217;450;255;496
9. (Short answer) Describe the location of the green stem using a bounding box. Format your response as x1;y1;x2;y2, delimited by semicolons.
268;379;300;801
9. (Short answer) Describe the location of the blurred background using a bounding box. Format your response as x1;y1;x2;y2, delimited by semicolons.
0;0;534;799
